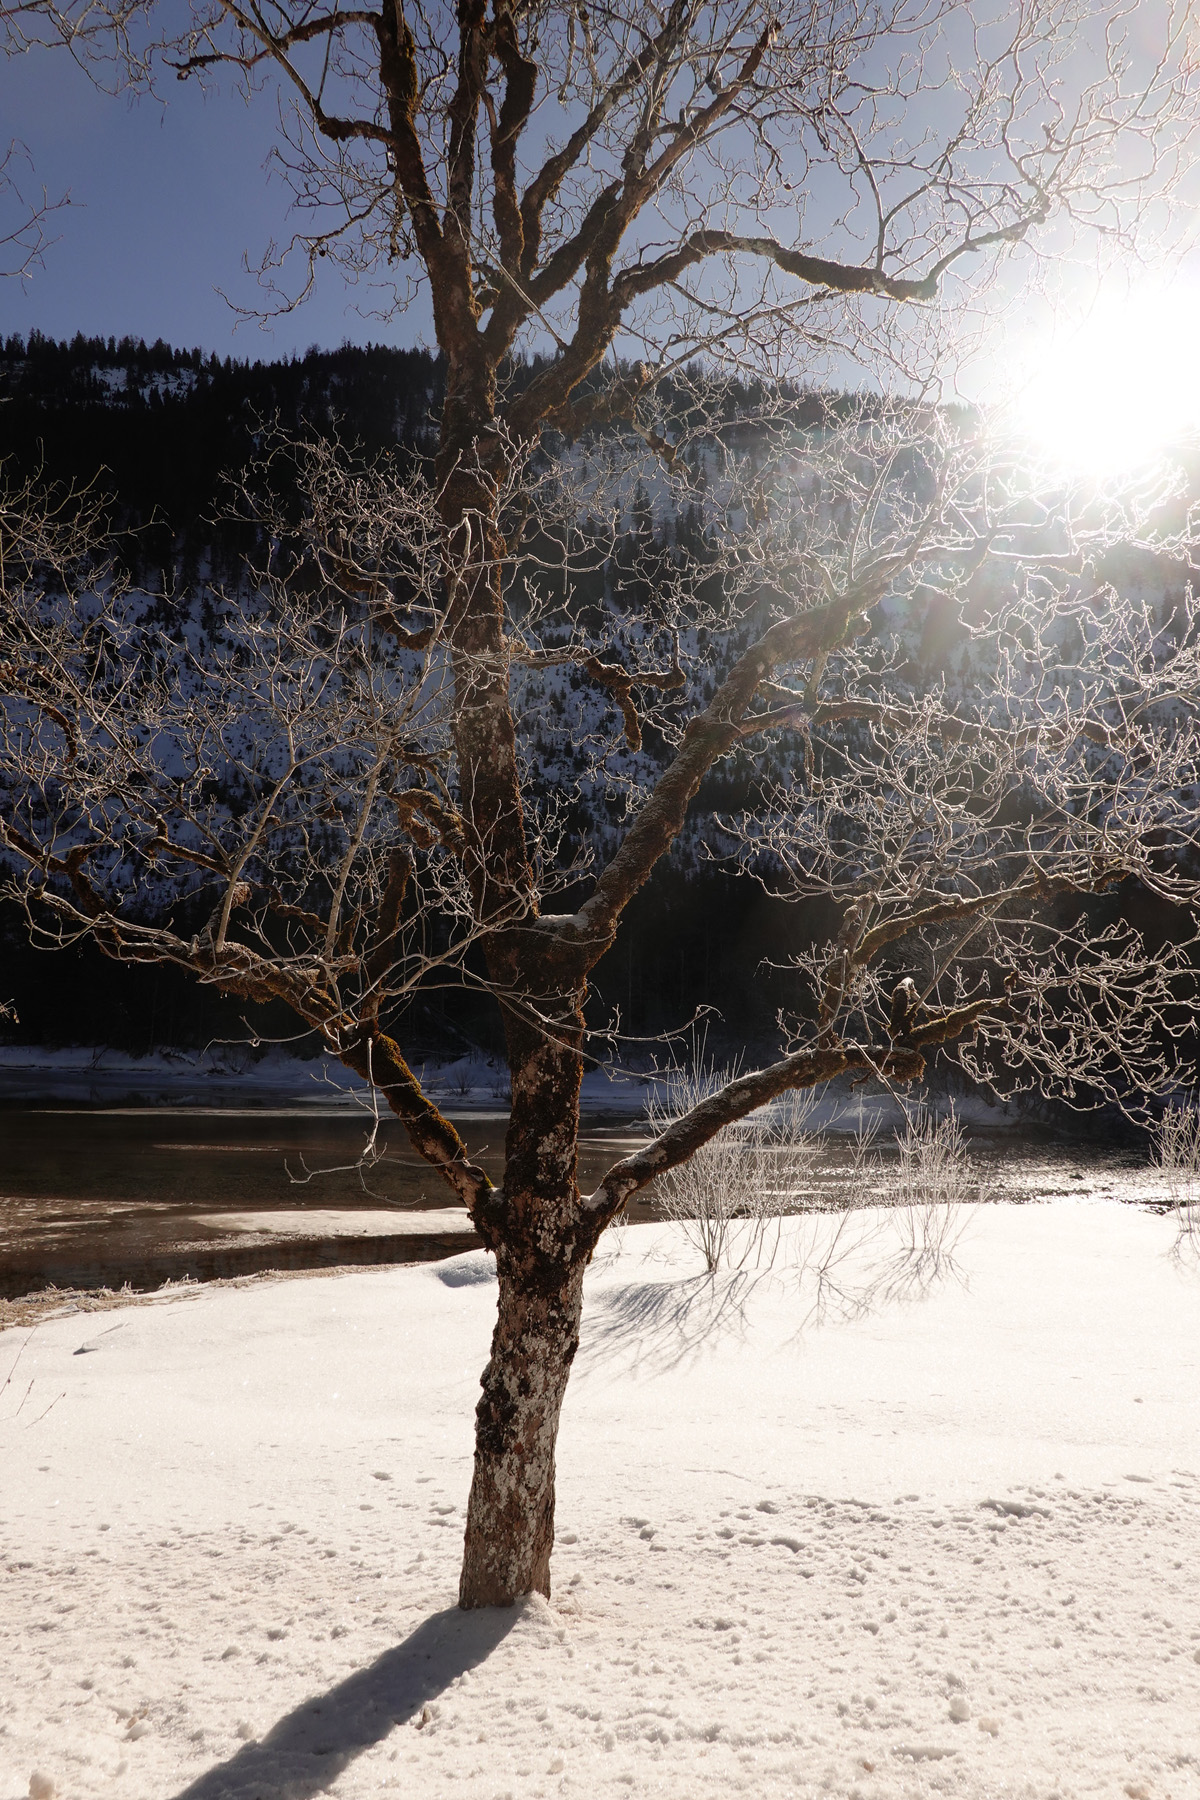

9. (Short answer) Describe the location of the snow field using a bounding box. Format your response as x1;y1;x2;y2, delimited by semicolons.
2;1199;1199;1800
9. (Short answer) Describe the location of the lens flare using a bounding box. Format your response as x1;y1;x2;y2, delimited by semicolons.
1008;283;1200;475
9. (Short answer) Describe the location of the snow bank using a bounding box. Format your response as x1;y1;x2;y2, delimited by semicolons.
189;1210;477;1241
2;1201;1198;1799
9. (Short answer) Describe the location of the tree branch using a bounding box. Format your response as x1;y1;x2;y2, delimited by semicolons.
338;1029;496;1215
561;570;898;958
612;230;942;310
585;1041;926;1219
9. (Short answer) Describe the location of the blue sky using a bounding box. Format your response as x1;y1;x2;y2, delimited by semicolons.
5;23;1196;454
0;49;434;355
0;35;1033;388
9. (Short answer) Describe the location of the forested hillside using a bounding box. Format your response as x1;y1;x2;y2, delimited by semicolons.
0;334;443;576
0;334;827;1057
3;336;1194;1089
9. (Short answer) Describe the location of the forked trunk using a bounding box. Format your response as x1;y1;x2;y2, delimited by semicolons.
458;1250;587;1607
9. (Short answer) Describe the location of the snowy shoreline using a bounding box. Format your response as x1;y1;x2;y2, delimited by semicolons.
0;1043;1038;1133
3;1200;1198;1800
0;1045;641;1114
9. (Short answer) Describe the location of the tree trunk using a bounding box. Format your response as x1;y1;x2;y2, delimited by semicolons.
458;1248;586;1607
459;999;590;1609
434;366;596;1609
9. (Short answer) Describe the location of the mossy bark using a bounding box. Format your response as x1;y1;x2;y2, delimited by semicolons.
458;1250;586;1606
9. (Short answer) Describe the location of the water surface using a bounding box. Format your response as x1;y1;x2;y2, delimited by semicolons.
0;1095;1149;1299
0;1103;654;1295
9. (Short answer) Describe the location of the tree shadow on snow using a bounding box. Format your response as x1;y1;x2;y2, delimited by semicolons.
581;1208;975;1375
769;1205;976;1347
579;1267;764;1374
170;1604;515;1800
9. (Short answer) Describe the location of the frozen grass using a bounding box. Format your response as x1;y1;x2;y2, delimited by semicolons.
646;1073;822;1271
877;1110;980;1273
647;1072;981;1293
1154;1102;1200;1257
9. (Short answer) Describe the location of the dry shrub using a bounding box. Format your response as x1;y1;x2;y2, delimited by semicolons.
1154;1104;1200;1258
647;1071;820;1272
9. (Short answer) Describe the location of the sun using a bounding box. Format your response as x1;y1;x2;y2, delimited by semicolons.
1006;282;1200;476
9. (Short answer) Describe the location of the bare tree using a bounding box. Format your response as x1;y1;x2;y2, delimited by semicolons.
0;138;66;280
2;0;1200;1611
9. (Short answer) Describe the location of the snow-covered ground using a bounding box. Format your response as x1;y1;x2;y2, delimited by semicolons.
3;1199;1198;1800
187;1209;478;1242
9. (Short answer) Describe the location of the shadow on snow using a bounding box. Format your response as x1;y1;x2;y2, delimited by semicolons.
170;1603;516;1800
580;1207;975;1375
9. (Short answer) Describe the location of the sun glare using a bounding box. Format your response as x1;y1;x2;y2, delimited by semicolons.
1008;283;1200;477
